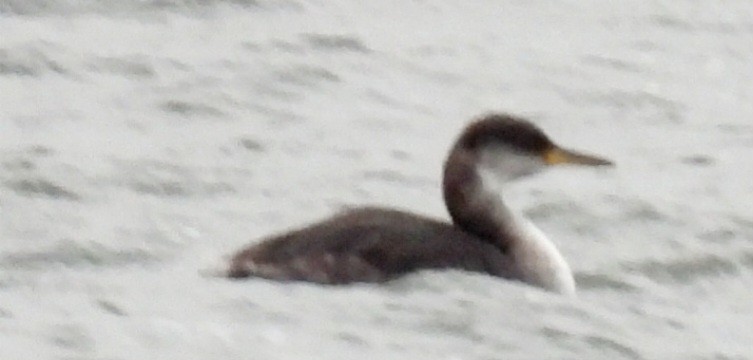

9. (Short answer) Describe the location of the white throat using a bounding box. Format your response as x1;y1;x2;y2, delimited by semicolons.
476;166;576;296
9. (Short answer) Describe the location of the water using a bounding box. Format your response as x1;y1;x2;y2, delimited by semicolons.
2;1;753;359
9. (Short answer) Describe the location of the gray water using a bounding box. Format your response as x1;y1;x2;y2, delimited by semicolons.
2;1;753;359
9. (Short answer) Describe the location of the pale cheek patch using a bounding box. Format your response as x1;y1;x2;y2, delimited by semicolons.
478;147;543;183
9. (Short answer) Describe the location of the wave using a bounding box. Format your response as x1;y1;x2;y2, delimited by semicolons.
0;0;294;16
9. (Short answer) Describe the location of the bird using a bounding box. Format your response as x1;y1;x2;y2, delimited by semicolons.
224;113;612;295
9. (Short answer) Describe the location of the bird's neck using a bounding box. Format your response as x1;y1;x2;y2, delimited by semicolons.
443;148;510;245
442;148;576;295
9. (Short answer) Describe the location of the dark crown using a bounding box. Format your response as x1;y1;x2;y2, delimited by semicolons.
456;113;554;154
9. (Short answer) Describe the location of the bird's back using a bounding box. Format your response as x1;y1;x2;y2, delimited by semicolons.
227;207;516;284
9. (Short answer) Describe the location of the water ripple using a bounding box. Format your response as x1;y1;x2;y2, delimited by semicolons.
623;254;739;284
274;65;341;88
112;159;237;197
574;272;639;292
0;239;158;270
5;178;80;200
87;55;156;78
303;34;371;53
159;99;226;118
583;334;642;360
0;43;70;77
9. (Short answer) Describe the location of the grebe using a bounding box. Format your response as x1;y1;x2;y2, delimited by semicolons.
225;113;612;295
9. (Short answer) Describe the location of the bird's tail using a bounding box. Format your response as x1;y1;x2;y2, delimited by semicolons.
198;256;232;278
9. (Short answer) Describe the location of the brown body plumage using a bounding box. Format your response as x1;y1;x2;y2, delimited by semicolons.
228;207;516;283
